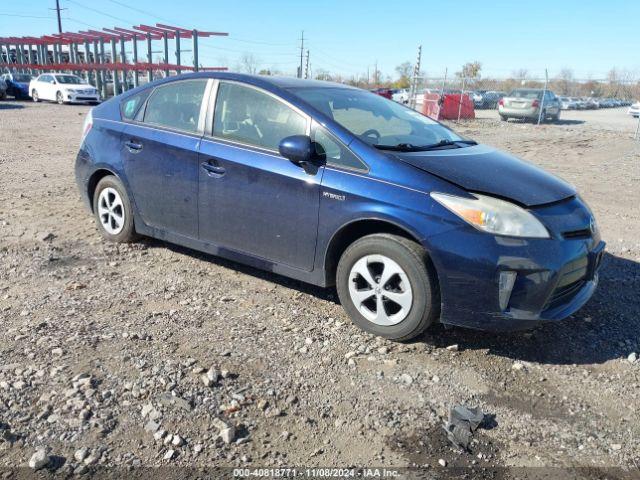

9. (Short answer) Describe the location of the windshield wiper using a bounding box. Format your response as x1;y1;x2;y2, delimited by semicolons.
374;143;424;151
374;139;477;152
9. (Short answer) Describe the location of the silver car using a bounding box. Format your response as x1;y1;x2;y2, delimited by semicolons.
498;88;561;122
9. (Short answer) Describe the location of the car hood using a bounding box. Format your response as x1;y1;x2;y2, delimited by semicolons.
392;144;576;207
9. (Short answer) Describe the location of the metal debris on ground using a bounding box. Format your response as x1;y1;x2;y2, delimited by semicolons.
443;405;486;450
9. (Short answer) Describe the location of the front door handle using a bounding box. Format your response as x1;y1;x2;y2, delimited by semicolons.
201;162;226;177
125;140;143;153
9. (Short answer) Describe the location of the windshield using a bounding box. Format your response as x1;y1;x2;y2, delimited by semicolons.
509;89;542;99
56;75;84;85
290;87;465;149
13;74;32;82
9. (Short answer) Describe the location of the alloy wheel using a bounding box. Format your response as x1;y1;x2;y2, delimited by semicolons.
97;187;125;235
348;254;413;326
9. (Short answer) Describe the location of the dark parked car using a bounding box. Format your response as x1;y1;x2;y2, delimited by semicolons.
1;72;33;99
476;90;506;109
76;73;605;340
370;87;393;99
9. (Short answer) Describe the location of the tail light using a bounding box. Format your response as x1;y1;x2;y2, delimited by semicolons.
532;99;540;108
498;98;504;106
81;109;93;145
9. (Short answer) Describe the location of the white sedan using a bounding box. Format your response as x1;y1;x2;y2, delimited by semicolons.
29;73;100;105
628;102;640;118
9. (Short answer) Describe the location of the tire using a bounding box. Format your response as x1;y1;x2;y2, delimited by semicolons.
92;176;138;243
56;91;64;105
32;89;39;102
551;111;560;123
499;114;507;121
336;233;438;341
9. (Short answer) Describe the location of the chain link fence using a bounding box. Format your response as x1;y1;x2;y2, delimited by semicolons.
405;69;640;137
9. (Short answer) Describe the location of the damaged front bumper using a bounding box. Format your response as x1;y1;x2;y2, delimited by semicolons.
426;196;605;331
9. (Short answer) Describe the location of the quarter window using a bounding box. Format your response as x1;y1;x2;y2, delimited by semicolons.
121;90;150;120
213;82;307;151
143;80;207;133
312;122;366;171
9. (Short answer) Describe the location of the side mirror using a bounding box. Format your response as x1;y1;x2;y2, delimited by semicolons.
279;135;312;165
279;135;324;175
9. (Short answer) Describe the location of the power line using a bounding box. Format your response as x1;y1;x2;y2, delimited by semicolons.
0;12;51;18
62;0;132;24
64;16;100;29
225;37;292;47
104;0;174;23
199;42;297;56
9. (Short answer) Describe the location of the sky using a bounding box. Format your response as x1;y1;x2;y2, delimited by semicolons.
1;0;638;81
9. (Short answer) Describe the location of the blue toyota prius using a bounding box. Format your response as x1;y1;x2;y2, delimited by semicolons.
75;72;605;340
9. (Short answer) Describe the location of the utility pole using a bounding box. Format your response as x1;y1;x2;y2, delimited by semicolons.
298;30;304;78
537;68;549;125
374;60;378;85
54;0;63;34
304;49;309;79
409;45;422;110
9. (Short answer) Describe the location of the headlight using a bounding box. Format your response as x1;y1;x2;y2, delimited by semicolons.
431;192;549;238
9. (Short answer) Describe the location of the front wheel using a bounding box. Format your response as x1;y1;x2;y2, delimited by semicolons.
56;91;64;105
336;234;438;341
92;176;138;243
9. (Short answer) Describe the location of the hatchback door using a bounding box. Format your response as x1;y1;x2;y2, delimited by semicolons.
198;81;322;271
121;79;211;239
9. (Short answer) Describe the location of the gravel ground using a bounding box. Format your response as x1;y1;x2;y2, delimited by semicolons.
0;100;639;476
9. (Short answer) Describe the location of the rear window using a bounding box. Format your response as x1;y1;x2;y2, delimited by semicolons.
13;74;32;82
143;80;207;133
509;90;542;99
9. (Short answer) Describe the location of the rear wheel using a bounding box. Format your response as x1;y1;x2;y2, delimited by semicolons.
92;176;138;243
32;89;39;102
336;234;438;341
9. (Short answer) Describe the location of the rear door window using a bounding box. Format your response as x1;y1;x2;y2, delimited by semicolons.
143;80;208;133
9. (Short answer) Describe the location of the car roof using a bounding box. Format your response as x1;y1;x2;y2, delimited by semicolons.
148;71;358;91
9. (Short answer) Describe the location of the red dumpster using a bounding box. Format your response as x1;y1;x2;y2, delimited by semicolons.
422;93;475;120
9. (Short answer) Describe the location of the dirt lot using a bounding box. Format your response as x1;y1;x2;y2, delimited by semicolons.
1;100;639;476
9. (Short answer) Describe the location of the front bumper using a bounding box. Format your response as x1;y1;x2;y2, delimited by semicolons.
426;197;605;331
65;91;101;103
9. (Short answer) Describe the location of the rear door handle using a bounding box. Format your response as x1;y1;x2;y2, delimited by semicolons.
201;162;226;177
125;140;143;153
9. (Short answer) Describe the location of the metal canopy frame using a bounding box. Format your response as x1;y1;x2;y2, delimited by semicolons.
0;23;228;98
